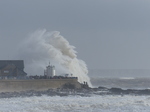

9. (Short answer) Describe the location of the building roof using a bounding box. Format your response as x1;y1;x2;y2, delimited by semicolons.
0;60;24;70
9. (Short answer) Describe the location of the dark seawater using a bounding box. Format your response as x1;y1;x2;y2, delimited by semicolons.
90;77;150;89
89;69;150;89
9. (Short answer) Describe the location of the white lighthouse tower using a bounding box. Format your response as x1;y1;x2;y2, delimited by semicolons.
44;62;56;77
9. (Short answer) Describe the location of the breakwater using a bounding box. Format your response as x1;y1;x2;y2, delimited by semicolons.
0;79;81;92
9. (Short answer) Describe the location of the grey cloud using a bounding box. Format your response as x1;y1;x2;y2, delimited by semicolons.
0;0;150;70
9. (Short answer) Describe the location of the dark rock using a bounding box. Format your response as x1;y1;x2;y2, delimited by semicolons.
62;83;76;89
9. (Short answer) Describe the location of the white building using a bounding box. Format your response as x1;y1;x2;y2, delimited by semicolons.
44;63;56;77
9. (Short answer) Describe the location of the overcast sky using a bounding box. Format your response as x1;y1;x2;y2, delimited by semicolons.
0;0;150;70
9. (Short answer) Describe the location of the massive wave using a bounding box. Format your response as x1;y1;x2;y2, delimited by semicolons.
17;29;92;87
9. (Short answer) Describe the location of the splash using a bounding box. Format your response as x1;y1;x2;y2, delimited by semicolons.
18;29;92;87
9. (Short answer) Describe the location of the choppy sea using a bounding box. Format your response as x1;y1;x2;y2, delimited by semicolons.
1;69;150;112
1;95;150;112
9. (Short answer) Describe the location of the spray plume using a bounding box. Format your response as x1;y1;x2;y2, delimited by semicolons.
18;29;92;87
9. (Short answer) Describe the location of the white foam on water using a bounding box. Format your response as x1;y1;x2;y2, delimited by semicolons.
0;95;150;112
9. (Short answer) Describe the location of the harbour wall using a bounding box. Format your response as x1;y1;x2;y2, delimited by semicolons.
0;79;81;92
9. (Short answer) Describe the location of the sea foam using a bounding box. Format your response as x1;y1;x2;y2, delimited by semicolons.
0;95;150;112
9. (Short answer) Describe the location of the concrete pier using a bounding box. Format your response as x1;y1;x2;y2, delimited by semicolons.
0;79;81;92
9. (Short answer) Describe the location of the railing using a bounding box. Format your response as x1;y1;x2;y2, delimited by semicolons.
0;75;78;80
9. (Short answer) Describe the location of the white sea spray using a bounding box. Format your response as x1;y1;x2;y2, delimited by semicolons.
17;29;92;87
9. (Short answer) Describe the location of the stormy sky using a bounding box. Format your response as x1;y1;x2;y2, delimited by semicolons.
0;0;150;70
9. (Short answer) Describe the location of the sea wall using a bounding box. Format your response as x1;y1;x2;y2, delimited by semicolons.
0;79;81;92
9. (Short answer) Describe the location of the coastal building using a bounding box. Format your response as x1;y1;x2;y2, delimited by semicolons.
0;60;82;92
44;63;56;77
0;60;27;78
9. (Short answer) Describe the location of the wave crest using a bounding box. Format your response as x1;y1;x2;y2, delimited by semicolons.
17;29;92;87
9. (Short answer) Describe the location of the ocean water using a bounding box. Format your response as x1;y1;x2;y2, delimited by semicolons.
1;78;150;112
90;77;150;89
89;69;150;89
1;95;150;112
1;69;150;112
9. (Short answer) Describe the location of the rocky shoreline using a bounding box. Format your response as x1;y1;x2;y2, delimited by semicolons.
1;86;150;98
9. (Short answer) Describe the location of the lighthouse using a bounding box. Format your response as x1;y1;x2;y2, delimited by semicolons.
44;62;56;77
